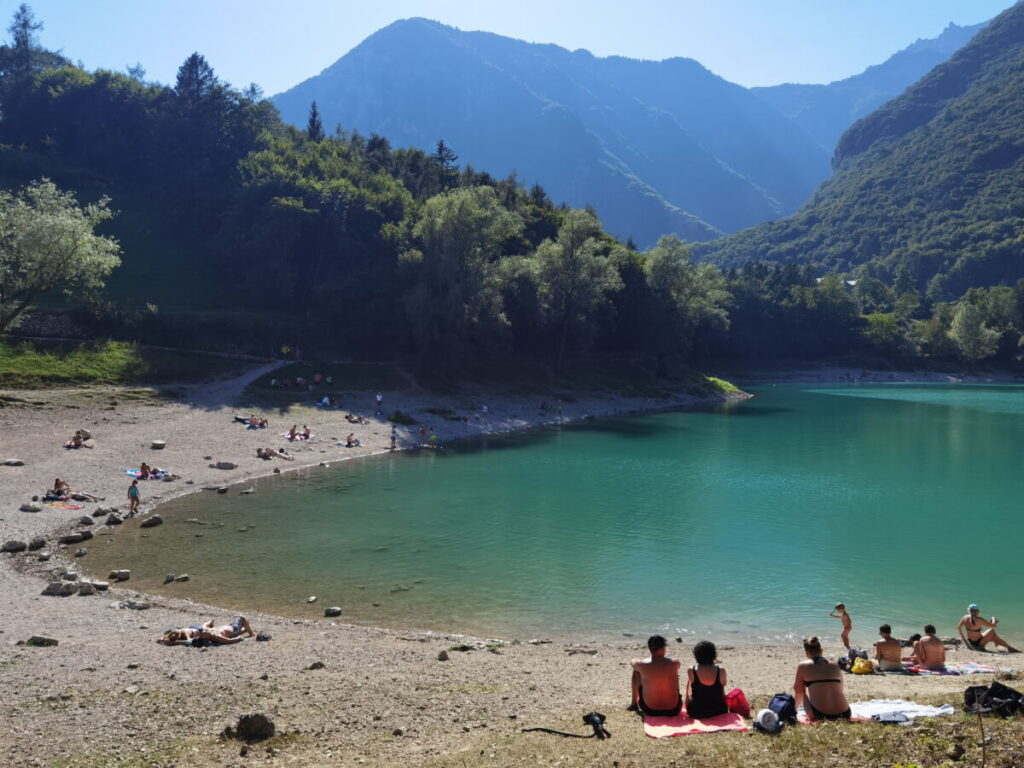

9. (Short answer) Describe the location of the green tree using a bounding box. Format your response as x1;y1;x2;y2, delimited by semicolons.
533;209;622;372
949;301;998;366
306;100;324;142
643;234;731;370
402;186;523;368
0;179;121;334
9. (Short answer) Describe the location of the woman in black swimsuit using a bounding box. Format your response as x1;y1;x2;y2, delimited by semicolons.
685;640;729;719
958;604;1019;652
794;636;850;721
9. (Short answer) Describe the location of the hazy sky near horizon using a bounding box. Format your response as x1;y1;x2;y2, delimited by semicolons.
6;0;1014;95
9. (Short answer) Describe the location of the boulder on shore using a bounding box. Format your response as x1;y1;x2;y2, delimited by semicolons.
139;514;163;528
105;513;123;526
77;582;96;595
77;516;93;526
42;581;78;596
215;461;237;470
28;538;46;550
58;533;85;545
19;502;42;513
223;713;276;742
3;458;25;466
26;636;57;647
108;569;131;582
151;440;166;450
1;540;27;553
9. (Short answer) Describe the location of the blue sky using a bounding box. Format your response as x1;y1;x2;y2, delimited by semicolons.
6;0;1013;95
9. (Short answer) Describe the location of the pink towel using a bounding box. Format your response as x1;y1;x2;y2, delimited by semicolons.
643;710;748;738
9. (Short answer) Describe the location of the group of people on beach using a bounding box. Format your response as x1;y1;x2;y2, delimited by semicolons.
632;603;1018;723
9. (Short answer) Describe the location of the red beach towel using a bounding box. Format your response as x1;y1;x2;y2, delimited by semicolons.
643;710;748;738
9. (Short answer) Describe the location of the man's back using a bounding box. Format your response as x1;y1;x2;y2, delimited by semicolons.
916;635;946;668
632;655;681;709
875;637;901;663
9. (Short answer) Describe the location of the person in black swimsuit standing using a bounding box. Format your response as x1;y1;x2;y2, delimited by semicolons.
794;635;850;721
685;640;729;719
958;604;1019;652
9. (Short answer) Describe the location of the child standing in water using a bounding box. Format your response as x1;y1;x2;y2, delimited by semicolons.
829;603;852;649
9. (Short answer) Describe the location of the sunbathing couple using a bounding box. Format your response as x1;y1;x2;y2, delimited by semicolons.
630;636;730;720
287;424;311;441
159;617;255;646
631;634;851;722
45;478;101;503
137;462;167;479
64;430;93;449
346;413;369;425
256;447;294;461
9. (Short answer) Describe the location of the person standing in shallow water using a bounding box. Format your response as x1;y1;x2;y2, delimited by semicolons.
389;426;397;451
127;479;141;516
629;634;683;717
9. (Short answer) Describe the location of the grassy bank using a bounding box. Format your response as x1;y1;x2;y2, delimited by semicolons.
0;340;245;388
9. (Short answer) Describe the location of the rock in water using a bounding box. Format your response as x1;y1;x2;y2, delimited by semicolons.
105;513;123;526
174;574;189;582
323;607;342;617
139;514;163;528
163;574;175;584
2;540;27;553
58;533;85;545
108;569;131;582
74;548;87;557
306;596;317;603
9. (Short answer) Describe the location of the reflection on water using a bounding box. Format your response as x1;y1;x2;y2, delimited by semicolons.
86;383;1024;644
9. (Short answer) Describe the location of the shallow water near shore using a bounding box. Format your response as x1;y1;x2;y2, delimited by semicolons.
87;383;1024;645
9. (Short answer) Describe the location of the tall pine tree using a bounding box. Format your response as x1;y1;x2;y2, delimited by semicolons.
306;100;324;142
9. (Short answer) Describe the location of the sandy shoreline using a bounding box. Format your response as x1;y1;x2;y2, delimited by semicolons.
0;363;1017;766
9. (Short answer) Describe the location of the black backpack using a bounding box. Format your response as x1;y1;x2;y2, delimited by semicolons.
769;693;798;725
964;681;1023;717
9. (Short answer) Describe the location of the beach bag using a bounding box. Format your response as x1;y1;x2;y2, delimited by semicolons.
851;657;874;675
966;681;1023;717
768;693;797;725
725;688;751;718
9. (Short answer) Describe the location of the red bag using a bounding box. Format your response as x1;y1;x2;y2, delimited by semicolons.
725;688;751;718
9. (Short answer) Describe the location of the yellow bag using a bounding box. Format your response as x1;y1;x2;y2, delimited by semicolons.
851;657;874;675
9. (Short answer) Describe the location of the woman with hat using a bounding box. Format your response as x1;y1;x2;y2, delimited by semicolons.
957;604;1019;652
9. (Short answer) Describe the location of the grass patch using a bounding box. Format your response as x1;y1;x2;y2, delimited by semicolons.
0;340;244;388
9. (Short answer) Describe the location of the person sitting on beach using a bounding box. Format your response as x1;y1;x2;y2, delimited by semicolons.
53;478;71;495
288;424;298;440
139;462;153;479
913;625;946;671
685;640;728;719
301;425;311;440
874;624;904;671
256;447;269;460
794;635;850;721
629;634;683;717
65;430;92;449
344;433;360;448
958;604;1020;653
320;395;331;407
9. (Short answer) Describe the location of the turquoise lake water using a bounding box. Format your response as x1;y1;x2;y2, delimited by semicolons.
88;383;1024;645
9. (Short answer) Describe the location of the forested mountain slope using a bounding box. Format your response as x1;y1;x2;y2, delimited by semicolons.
753;20;985;153
272;19;831;247
698;2;1024;300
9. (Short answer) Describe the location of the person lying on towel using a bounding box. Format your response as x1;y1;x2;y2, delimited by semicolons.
629;634;683;717
159;617;255;645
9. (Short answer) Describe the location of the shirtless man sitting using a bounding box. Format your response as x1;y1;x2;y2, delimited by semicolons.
873;624;904;671
958;604;1020;653
913;624;946;671
628;635;683;717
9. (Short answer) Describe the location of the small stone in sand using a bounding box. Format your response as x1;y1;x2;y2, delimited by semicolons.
26;636;58;647
437;650;449;661
307;596;317;603
307;661;326;670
